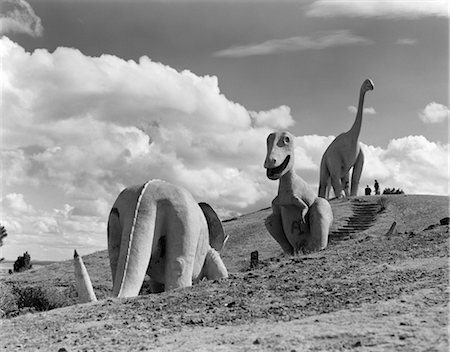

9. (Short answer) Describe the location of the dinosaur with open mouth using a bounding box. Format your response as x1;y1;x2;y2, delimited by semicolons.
264;131;333;255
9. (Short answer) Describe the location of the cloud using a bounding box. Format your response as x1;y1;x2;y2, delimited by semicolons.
0;0;43;37
306;0;449;18
213;30;372;58
362;136;449;195
347;106;377;115
250;105;294;130
419;102;449;124
396;38;417;45
1;193;36;215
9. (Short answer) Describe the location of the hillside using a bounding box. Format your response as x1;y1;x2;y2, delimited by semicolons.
0;195;448;351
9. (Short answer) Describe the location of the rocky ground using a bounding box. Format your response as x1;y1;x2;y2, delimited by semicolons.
0;195;448;351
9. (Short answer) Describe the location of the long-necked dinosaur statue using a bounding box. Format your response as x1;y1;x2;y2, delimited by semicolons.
74;180;228;301
264;131;333;255
318;78;374;199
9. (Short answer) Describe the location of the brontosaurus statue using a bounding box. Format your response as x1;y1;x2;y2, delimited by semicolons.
74;180;228;301
318;79;374;198
264;132;333;255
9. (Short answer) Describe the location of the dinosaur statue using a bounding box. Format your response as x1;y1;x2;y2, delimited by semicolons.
108;179;228;297
73;250;97;303
318;78;374;199
264;131;333;255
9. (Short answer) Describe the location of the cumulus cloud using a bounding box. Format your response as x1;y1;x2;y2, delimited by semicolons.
213;30;372;58
362;136;449;195
1;193;35;215
0;0;43;37
306;0;449;18
396;38;417;45
347;106;377;115
419;102;449;124
250;105;294;130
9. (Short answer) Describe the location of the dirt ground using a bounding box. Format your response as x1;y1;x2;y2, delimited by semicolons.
0;195;448;351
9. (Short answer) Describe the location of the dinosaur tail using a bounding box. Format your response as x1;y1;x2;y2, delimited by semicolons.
198;202;229;252
112;182;157;298
73;250;97;303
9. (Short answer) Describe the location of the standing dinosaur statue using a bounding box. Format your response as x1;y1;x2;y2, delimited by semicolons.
264;132;333;255
74;180;228;301
318;78;374;199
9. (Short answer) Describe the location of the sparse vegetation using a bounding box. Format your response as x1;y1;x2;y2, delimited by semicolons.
0;283;17;318
382;187;405;195
0;282;77;317
13;251;32;273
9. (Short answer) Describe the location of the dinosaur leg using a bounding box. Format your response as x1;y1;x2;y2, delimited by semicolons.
325;178;331;199
202;248;228;280
350;150;364;196
341;173;350;197
149;278;164;293
113;189;158;298
330;175;344;199
107;207;121;289
164;208;201;291
307;197;333;251
318;158;330;198
265;205;294;255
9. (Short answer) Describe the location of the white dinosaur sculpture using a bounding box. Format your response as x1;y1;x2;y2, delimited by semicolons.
318;79;374;198
74;180;228;301
108;179;228;297
264;131;333;255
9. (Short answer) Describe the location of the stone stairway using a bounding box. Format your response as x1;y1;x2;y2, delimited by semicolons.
330;198;382;240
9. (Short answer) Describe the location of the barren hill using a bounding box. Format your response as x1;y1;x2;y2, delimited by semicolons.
1;195;448;351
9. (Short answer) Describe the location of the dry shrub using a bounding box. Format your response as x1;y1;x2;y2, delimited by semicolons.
0;282;18;317
0;284;76;317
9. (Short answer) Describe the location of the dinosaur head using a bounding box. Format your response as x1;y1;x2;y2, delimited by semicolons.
264;131;295;180
361;79;374;93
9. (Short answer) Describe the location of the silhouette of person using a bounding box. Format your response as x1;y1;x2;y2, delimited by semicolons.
374;180;380;195
365;185;371;195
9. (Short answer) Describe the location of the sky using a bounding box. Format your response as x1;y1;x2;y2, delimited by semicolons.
0;0;448;261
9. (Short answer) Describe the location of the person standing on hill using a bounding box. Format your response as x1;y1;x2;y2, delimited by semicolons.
374;180;380;195
365;185;372;195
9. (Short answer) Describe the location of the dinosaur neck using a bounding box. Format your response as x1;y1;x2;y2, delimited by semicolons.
278;169;297;193
348;89;366;139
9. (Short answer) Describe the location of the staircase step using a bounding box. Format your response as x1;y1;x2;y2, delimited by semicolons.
342;224;371;229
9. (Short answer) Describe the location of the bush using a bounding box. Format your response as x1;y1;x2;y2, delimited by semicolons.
0;283;18;318
12;284;72;312
382;187;405;195
13;251;32;273
0;224;7;248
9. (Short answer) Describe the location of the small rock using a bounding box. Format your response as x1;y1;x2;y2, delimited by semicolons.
440;217;449;225
58;348;68;352
352;341;362;347
250;251;259;269
385;221;397;236
225;301;236;308
253;338;261;345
